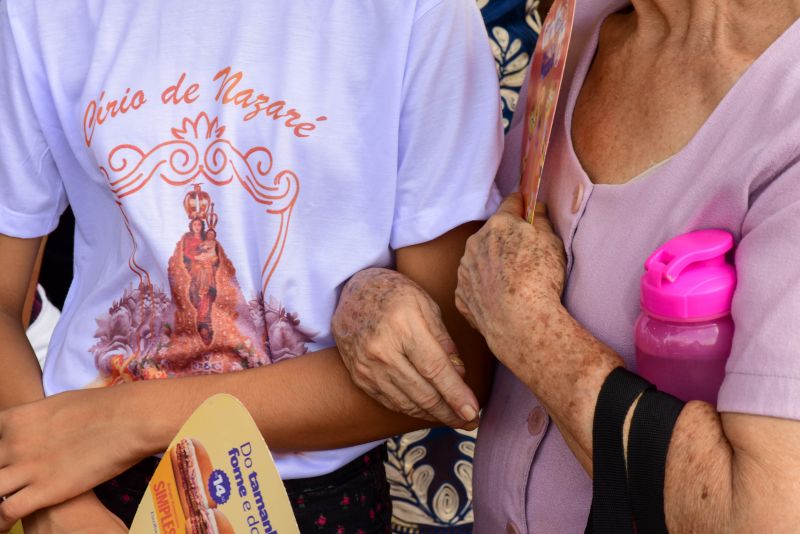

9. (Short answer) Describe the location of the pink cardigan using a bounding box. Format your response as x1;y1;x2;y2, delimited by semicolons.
476;1;800;531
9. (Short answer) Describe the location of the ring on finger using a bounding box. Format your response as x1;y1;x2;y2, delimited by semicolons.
449;354;465;368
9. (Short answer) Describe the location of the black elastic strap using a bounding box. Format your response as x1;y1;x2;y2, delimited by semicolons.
586;367;653;534
628;389;686;534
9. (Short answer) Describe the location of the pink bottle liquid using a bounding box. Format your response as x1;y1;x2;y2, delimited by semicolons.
635;230;737;405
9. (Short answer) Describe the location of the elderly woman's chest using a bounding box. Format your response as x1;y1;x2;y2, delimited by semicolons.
570;12;758;188
552;168;746;366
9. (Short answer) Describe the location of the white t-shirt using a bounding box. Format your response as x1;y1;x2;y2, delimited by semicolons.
0;0;502;479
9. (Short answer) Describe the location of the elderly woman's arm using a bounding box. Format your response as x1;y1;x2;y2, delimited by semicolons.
455;194;800;533
332;239;493;429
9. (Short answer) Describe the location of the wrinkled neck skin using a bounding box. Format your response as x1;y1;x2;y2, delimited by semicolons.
628;0;800;57
572;0;799;185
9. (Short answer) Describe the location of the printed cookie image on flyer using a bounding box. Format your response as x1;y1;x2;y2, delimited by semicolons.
171;439;219;518
169;438;235;534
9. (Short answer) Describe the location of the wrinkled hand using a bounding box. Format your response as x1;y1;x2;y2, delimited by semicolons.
456;193;567;362
19;492;127;534
333;268;479;429
0;388;143;529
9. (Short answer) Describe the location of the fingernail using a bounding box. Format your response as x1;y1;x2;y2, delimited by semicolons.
460;404;478;422
463;419;480;431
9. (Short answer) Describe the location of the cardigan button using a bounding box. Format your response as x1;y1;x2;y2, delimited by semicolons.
527;406;547;436
571;183;585;214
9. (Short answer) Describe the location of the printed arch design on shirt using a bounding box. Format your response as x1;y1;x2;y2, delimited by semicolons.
98;112;299;292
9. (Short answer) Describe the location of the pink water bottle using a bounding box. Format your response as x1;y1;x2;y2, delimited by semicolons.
635;230;737;405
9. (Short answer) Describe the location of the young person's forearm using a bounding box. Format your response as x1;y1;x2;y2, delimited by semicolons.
0;309;44;408
0;235;47;409
113;345;428;458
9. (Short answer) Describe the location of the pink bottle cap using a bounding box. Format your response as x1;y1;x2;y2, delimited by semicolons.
641;230;737;321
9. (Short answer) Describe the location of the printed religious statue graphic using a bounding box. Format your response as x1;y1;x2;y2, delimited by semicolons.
179;186;223;346
162;184;269;374
90;112;316;386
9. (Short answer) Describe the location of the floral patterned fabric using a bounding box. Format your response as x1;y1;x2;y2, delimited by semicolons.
481;0;542;131
386;2;540;532
387;429;476;534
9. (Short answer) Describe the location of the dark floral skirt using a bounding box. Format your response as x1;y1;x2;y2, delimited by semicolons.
95;446;391;533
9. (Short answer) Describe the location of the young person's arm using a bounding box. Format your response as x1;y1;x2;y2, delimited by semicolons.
0;235;126;533
0;236;45;406
0;222;492;528
21;237;44;330
0;1;500;528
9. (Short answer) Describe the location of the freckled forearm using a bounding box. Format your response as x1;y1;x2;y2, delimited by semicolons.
492;305;622;468
660;403;734;534
663;409;800;533
498;307;735;530
335;268;418;338
506;306;789;533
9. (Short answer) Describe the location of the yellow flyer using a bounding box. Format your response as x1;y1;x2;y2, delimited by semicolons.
130;394;299;534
